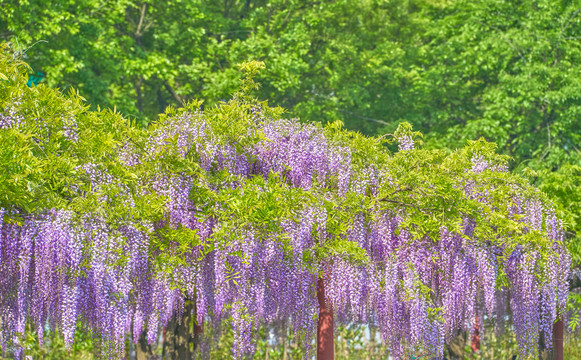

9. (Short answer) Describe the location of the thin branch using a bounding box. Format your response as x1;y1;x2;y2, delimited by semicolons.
136;3;147;37
442;196;445;226
560;8;581;42
164;81;185;106
377;186;412;202
142;19;155;34
374;132;394;144
126;136;155;162
113;23;133;38
547;123;551;149
337;109;390;126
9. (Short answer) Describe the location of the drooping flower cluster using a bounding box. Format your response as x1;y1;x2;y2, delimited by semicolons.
0;101;570;360
396;132;414;152
252;119;352;192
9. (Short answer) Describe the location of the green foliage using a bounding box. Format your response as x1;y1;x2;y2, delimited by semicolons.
565;331;581;359
3;2;580;266
3;0;579;165
6;322;581;360
2;325;95;360
0;42;116;214
535;165;581;260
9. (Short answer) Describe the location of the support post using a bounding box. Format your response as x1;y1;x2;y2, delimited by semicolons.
317;277;334;360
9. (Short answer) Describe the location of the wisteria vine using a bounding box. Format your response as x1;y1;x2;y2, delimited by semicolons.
0;57;571;360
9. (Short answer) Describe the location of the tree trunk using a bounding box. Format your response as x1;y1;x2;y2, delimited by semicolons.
317;277;334;360
540;317;564;360
446;331;467;360
553;318;564;360
193;320;204;351
136;330;154;360
163;300;194;359
366;326;376;360
471;315;480;352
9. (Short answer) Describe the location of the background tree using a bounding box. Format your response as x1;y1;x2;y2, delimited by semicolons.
2;0;579;166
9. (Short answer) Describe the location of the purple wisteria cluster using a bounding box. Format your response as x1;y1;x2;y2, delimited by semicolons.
0;97;77;142
252;119;351;193
0;106;571;360
0;98;24;129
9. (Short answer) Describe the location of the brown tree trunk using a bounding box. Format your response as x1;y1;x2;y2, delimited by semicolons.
471;316;480;352
446;331;467;360
193;320;204;351
317;277;334;360
136;330;154;360
540;317;565;360
554;318;564;360
163;301;194;359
